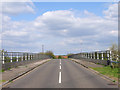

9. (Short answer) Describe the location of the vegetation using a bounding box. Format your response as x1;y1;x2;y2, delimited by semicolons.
109;43;118;61
1;69;5;72
0;80;6;83
44;51;55;59
39;51;55;59
67;53;73;58
58;56;62;59
0;49;7;53
109;43;118;68
91;66;118;78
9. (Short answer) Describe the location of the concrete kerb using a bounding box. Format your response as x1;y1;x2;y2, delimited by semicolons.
70;59;118;84
1;59;51;87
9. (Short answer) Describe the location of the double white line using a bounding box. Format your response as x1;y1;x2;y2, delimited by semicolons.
59;59;62;83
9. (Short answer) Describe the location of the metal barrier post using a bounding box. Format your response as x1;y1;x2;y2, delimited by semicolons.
10;52;12;62
2;52;5;64
88;53;89;59
94;52;96;59
25;53;27;60
21;53;23;61
91;53;92;59
107;51;109;60
101;52;103;60
110;50;112;61
97;52;99;60
17;53;19;62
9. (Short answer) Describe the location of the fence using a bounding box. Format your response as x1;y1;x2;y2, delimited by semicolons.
68;50;119;66
1;52;51;70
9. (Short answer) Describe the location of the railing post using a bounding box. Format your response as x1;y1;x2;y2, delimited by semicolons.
25;53;27;60
110;50;112;61
97;52;99;60
89;53;90;59
88;53;89;59
117;55;119;61
85;53;87;58
27;53;28;60
30;53;31;60
35;54;37;60
10;52;13;62
101;52;103;60
17;53;19;62
2;52;5;64
94;52;96;59
31;54;33;60
29;54;31;60
107;51;109;60
87;53;88;58
91;53;92;59
86;53;88;58
21;53;23;61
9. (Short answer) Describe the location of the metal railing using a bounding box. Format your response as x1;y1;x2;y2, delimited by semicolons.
68;50;119;65
1;51;51;70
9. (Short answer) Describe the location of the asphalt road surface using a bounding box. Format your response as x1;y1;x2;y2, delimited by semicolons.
3;59;118;88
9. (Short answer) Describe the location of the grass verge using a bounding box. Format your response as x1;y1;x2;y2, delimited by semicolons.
90;66;118;79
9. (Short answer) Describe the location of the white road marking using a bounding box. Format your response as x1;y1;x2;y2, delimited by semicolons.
59;72;61;83
60;65;61;69
60;59;61;64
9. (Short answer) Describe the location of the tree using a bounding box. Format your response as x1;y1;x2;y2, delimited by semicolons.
44;51;55;59
67;53;73;56
109;43;118;61
109;43;118;68
0;49;7;53
58;56;62;59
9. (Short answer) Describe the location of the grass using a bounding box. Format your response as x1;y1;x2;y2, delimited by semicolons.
9;80;13;83
90;66;118;78
0;69;5;72
0;80;6;83
8;68;11;70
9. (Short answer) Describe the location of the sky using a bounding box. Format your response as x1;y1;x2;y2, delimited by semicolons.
1;1;118;55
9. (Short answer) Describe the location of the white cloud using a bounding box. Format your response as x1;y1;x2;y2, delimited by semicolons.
2;2;35;15
103;3;118;21
109;30;118;36
2;30;27;36
2;15;11;22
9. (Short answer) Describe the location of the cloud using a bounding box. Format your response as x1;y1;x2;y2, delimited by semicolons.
2;30;27;36
2;2;35;15
103;3;118;21
2;3;118;54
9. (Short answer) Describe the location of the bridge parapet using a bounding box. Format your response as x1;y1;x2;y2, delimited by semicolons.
68;50;119;66
0;51;51;70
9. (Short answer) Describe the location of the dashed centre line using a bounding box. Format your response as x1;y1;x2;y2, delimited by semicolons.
60;59;61;64
60;65;61;69
59;59;62;83
59;72;61;83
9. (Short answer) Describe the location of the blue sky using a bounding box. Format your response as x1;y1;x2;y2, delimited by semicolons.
11;2;111;21
1;2;118;55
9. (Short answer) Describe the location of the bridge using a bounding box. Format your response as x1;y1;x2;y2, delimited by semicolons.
0;50;119;89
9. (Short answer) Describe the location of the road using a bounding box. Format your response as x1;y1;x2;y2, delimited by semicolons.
3;59;118;88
